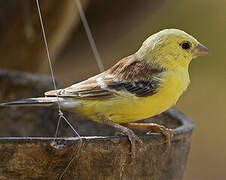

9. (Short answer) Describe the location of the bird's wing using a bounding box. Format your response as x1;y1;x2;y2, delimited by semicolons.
45;54;164;99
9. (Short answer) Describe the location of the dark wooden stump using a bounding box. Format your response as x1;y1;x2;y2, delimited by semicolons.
0;70;193;180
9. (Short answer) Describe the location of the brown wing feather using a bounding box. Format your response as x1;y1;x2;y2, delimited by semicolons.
45;73;114;98
108;54;163;81
45;54;164;99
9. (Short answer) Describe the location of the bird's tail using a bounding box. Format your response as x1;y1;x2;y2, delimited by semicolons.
0;97;64;107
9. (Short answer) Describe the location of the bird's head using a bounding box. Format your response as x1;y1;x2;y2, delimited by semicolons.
136;29;208;70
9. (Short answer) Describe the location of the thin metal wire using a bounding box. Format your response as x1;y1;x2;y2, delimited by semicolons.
74;0;105;72
35;0;60;109
35;0;81;139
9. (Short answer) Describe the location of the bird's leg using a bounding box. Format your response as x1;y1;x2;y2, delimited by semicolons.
97;114;143;158
124;123;174;147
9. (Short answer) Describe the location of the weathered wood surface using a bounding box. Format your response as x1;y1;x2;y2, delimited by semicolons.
0;70;193;180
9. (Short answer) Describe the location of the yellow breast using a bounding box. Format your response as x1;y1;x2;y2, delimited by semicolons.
76;69;190;124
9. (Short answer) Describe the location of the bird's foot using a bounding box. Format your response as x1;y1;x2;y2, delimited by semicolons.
120;126;143;158
124;123;174;147
98;114;143;158
105;120;143;158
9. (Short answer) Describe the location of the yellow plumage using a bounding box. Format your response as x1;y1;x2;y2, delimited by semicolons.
76;67;190;124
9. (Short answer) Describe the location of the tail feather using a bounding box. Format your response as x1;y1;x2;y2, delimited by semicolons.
0;97;63;107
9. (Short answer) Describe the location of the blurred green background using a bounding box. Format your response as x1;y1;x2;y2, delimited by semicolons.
1;0;225;179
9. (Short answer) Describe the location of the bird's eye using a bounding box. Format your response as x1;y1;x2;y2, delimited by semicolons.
180;41;191;50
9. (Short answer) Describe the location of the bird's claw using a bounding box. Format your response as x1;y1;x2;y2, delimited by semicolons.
125;128;143;158
147;124;174;147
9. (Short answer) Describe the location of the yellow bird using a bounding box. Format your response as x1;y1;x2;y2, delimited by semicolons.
0;29;208;157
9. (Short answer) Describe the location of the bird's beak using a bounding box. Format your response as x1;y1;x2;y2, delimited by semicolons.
192;43;208;56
